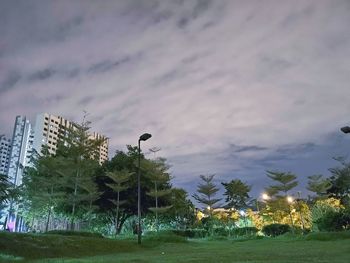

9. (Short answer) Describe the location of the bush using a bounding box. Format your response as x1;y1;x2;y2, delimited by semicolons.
262;224;290;237
315;209;350;231
305;231;350;241
46;230;103;238
231;227;258;237
213;227;229;236
144;231;187;243
172;229;208;238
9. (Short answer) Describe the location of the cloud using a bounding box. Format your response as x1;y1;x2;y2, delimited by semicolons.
1;0;350;197
0;71;21;92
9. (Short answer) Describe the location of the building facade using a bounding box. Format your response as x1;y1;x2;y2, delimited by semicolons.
33;113;109;163
7;116;33;186
0;135;11;175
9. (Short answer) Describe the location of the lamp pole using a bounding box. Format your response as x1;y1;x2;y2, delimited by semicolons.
287;196;295;233
137;133;152;245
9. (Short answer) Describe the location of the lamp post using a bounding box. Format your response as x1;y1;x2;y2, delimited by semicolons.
287;196;295;233
261;193;270;225
137;133;152;245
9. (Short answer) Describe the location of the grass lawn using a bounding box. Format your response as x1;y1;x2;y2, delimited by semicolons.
1;232;350;263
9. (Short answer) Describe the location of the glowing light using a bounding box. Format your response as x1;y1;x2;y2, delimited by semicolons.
207;206;211;210
239;210;245;216
287;196;294;203
262;193;270;200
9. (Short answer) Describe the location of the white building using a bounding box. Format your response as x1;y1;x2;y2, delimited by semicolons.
7;116;33;186
33;113;109;163
0;135;11;175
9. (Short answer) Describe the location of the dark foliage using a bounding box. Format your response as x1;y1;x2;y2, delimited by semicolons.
172;229;208;238
46;230;104;238
315;209;350;231
262;224;291;237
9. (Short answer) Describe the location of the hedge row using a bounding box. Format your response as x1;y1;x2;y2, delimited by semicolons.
46;230;104;238
172;227;258;238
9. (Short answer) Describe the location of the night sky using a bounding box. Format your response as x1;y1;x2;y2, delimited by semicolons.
1;0;350;198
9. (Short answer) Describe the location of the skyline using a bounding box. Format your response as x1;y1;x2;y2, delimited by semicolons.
1;0;350;197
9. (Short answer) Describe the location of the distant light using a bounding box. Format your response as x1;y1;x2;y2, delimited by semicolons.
239;210;245;216
287;196;294;203
262;193;270;200
207;206;211;210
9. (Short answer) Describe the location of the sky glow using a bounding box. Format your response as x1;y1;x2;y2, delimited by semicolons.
1;0;350;196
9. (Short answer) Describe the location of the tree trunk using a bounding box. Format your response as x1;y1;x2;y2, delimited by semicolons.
45;207;52;232
116;214;129;234
155;182;158;232
71;168;80;231
115;191;120;236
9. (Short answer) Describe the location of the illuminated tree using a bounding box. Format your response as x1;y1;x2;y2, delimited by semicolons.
55;119;105;230
144;158;172;231
263;171;298;226
105;169;132;235
193;174;222;216
96;146;173;234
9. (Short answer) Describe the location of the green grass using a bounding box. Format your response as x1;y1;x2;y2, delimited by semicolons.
1;231;350;262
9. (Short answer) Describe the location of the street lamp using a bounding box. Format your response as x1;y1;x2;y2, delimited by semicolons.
262;193;270;201
286;195;295;232
260;193;271;225
341;126;350;134
137;133;152;245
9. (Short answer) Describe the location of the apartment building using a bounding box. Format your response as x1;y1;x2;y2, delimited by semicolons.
7;116;34;186
0;135;11;175
32;113;109;163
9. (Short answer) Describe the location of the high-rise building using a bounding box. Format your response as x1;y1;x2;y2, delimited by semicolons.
33;113;109;163
0;135;11;175
7;116;33;186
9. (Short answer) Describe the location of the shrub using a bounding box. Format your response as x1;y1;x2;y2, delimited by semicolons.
46;230;103;238
231;227;258;237
172;229;208;238
144;231;187;243
315;209;350;231
305;231;350;241
262;224;290;237
213;227;229;236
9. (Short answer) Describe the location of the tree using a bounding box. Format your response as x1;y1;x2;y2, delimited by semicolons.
307;174;331;199
311;197;344;231
21;150;66;232
265;171;298;197
328;159;350;206
192;174;222;216
222;179;251;210
96;146;173;234
263;171;298;226
167;188;195;230
55;119;105;230
80;178;101;229
144;158;172;231
105;169;132;235
0;173;10;205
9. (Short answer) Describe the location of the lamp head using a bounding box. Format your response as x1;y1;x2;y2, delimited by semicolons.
139;133;152;141
341;126;350;134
